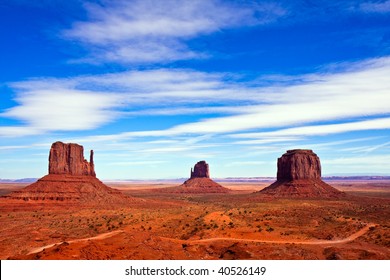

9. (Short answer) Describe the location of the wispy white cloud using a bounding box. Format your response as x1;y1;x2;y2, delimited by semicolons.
306;137;384;149
0;68;255;137
134;142;220;154
134;147;193;153
64;0;286;63
2;56;390;139
339;141;390;153
0;145;30;150
185;153;217;159
107;160;168;166
164;56;390;134
323;154;390;166
2;87;121;133
232;137;304;145
81;56;390;139
231;118;390;139
359;0;390;13
225;161;267;167
0;126;43;137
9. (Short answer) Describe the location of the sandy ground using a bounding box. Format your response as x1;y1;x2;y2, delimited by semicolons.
0;180;389;260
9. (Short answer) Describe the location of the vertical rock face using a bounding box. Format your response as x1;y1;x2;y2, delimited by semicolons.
260;149;344;198
49;141;95;176
4;141;133;204
89;150;96;177
277;149;321;180
190;161;210;178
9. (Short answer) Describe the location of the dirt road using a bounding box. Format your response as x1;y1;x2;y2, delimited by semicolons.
28;229;124;255
162;223;376;245
28;223;375;255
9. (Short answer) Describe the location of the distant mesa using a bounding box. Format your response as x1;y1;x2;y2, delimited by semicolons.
4;141;131;204
259;149;344;198
161;161;230;193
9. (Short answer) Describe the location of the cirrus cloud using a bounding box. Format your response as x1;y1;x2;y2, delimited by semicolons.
1;56;390;139
64;0;286;64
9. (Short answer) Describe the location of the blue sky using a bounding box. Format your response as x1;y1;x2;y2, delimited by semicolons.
1;0;390;179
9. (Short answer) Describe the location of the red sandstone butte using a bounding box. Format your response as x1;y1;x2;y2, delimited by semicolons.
161;161;230;193
260;149;344;198
4;141;130;205
190;161;210;178
49;141;95;176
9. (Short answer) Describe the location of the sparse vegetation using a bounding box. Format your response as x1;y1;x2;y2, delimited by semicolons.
0;180;389;260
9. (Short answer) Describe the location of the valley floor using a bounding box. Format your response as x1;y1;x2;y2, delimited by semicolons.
0;181;389;260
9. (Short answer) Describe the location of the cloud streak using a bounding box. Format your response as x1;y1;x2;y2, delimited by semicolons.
2;88;121;132
64;0;286;63
359;0;390;13
2;56;390;139
165;57;390;135
231;118;390;139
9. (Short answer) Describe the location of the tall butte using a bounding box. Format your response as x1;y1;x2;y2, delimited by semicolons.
5;141;130;204
260;149;344;198
162;161;230;193
190;160;210;178
48;141;96;176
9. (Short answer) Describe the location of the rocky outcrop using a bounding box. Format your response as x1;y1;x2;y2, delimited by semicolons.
49;141;95;176
4;141;131;205
161;161;230;193
190;161;210;178
277;149;321;180
260;149;344;198
176;177;230;193
5;175;128;204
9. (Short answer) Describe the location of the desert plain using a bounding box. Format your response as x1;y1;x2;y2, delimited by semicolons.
0;178;389;260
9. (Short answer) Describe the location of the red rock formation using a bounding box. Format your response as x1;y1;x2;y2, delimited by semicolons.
5;175;128;204
161;161;230;193
190;161;210;178
4;141;131;205
171;177;230;193
89;150;96;177
49;141;95;176
260;149;344;198
277;149;321;180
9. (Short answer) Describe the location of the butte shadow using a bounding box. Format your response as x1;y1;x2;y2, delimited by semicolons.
2;141;133;205
159;161;230;193
258;149;345;198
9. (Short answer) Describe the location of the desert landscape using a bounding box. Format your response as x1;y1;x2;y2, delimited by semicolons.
0;143;389;260
1;1;390;269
